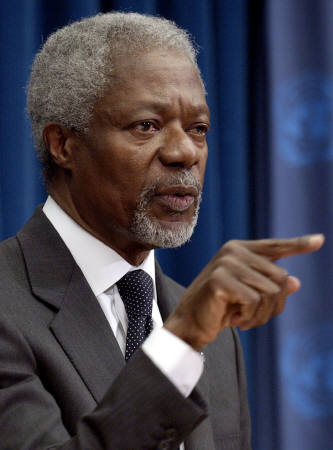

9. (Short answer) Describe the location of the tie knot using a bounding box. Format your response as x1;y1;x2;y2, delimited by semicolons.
117;269;153;317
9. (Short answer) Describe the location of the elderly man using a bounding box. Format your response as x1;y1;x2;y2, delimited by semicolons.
0;12;323;450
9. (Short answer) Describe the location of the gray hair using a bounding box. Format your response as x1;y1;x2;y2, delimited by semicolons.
27;12;200;183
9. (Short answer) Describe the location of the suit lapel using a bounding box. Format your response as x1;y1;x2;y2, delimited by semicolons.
50;265;125;403
18;207;125;403
155;261;216;449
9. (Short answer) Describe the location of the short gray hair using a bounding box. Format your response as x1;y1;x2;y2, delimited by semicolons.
27;12;200;183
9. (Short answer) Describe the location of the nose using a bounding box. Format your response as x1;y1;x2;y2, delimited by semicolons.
158;126;200;169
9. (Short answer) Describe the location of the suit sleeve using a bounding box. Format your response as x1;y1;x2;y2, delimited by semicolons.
0;311;207;450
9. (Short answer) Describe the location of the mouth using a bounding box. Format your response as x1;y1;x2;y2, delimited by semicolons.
154;185;198;212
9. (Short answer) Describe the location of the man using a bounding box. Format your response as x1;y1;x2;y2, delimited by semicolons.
0;12;323;449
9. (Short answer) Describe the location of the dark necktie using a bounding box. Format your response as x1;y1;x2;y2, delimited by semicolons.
117;269;154;361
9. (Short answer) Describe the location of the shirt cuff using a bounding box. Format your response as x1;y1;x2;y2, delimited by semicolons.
142;327;204;397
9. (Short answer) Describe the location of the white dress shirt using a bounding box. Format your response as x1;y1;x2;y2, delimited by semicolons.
43;197;203;400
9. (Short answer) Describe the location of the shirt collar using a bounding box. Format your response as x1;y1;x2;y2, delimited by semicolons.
43;196;155;297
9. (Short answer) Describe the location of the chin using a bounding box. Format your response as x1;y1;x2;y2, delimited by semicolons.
130;213;197;249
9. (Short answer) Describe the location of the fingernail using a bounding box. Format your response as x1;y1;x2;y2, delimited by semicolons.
309;234;325;245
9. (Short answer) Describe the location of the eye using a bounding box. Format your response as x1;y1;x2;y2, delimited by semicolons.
189;123;209;136
133;121;159;133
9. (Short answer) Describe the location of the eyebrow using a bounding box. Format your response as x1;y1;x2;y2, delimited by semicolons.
127;100;210;117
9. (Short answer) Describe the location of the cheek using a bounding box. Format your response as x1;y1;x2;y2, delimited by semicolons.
109;155;156;197
99;145;152;183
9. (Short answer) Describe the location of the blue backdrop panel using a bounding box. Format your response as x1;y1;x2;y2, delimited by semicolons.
268;0;333;448
0;1;44;239
0;0;102;239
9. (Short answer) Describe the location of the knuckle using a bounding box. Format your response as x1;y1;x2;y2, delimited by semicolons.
273;299;286;316
206;276;219;294
296;236;307;249
237;289;261;306
248;289;261;304
221;239;242;254
219;254;239;270
267;283;281;296
206;270;226;295
251;317;265;328
230;291;243;304
258;316;271;326
274;267;288;283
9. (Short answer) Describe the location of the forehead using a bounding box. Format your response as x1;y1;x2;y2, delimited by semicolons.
96;49;208;117
114;48;203;84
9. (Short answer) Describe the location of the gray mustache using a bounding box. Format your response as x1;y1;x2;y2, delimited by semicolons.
148;172;202;195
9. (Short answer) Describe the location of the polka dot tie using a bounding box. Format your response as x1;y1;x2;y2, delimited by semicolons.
117;269;154;361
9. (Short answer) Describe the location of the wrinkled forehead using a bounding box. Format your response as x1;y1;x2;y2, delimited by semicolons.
92;49;209;121
110;48;205;93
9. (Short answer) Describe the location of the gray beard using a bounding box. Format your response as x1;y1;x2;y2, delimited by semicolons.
130;172;202;248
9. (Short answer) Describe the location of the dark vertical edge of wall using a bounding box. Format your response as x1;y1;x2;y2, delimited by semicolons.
247;1;280;449
248;0;271;240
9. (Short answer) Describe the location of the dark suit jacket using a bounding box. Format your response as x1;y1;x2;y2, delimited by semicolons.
0;207;251;449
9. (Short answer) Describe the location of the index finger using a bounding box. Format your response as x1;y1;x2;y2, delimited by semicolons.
241;234;325;260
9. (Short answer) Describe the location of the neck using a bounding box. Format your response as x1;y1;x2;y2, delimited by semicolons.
48;186;152;266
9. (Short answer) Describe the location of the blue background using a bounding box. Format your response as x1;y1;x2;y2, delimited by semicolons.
1;1;332;448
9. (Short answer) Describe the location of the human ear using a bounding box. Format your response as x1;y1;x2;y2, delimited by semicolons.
43;123;77;170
